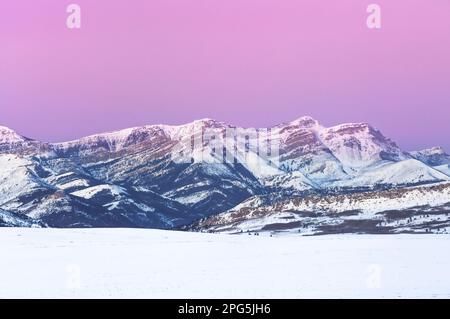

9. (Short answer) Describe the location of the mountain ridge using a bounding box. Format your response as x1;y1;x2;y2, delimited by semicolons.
0;118;445;158
1;116;449;233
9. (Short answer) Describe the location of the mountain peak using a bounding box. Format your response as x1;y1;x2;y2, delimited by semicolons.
0;125;29;143
410;146;450;167
188;118;227;129
193;117;215;123
415;146;447;156
288;116;320;128
0;125;16;133
327;122;372;131
191;118;223;125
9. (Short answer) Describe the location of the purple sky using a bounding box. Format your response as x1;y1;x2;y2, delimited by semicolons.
0;0;449;150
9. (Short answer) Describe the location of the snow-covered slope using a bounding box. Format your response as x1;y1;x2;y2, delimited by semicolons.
0;209;43;227
331;159;450;188
193;183;450;235
410;147;450;178
434;164;450;177
0;154;53;206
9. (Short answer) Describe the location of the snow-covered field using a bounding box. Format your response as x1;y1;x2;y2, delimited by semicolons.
0;228;449;298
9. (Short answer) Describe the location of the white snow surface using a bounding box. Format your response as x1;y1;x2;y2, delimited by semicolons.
0;228;449;299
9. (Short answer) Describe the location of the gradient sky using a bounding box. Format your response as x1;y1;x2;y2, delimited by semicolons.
0;0;449;150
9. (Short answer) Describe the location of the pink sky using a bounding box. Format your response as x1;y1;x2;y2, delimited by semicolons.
0;0;449;150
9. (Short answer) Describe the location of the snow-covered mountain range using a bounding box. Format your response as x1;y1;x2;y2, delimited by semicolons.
1;117;449;233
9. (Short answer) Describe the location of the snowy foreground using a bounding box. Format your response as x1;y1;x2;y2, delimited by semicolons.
1;228;449;298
